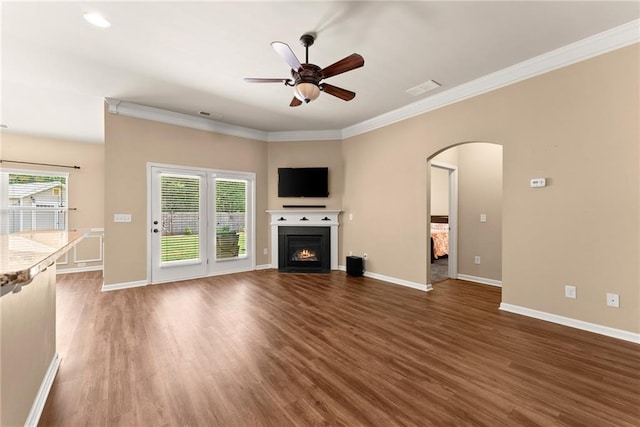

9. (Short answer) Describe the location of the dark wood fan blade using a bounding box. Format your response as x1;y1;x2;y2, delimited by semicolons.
272;42;302;71
290;97;302;107
244;78;291;83
321;83;356;101
320;53;364;79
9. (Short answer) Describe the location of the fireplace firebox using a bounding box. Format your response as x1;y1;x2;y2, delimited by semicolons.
278;226;330;273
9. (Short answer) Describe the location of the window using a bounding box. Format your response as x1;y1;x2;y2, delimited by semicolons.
1;170;69;234
160;174;201;263
215;178;247;259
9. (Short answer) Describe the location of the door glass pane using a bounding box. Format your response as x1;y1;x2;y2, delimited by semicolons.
161;174;200;263
215;178;247;259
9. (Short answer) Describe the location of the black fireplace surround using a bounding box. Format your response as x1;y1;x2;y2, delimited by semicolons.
278;226;331;273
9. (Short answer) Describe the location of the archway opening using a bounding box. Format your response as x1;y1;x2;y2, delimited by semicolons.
427;142;503;289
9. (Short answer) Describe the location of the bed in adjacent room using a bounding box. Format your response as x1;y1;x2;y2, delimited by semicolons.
430;215;449;263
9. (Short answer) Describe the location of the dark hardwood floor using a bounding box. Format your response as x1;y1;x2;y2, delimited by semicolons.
40;271;639;426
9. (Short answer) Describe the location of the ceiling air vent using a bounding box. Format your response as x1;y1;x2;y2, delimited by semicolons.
406;80;441;96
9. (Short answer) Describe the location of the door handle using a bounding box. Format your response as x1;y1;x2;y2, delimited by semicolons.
153;228;159;233
153;220;159;225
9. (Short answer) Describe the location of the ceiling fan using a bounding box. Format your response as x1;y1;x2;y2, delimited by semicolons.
244;33;364;107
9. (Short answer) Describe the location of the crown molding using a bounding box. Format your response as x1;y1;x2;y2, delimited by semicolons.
105;98;269;142
267;129;342;142
341;19;640;139
105;19;639;143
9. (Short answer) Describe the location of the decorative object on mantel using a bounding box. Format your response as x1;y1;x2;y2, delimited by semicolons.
321;217;331;221
300;217;309;221
277;217;287;221
283;205;326;208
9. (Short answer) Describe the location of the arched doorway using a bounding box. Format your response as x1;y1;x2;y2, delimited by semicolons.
427;142;503;288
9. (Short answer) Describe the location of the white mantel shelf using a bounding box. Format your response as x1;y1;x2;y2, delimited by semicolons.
267;210;342;270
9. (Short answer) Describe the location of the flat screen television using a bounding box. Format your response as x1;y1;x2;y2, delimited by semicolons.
278;167;329;197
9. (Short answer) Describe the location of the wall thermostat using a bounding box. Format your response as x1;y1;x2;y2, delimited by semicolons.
530;178;546;188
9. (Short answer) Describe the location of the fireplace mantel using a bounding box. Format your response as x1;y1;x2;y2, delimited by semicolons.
267;210;341;270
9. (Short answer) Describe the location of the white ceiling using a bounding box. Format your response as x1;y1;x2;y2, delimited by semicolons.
1;1;639;144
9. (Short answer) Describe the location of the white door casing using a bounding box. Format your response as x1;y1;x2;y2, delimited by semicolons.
430;160;458;281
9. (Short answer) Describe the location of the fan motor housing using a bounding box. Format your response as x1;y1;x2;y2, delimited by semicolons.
292;64;321;86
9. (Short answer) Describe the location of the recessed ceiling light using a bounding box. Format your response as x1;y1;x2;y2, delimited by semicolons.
83;12;111;28
406;80;442;96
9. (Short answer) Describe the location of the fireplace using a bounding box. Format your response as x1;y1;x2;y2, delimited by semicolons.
268;210;341;271
278;226;330;273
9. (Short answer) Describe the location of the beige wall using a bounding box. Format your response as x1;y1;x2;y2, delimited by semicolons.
104;113;269;285
456;143;502;281
1;133;105;271
267;140;343;210
341;45;639;333
430;165;449;216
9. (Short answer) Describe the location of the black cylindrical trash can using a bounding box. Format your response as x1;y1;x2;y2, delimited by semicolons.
346;256;364;276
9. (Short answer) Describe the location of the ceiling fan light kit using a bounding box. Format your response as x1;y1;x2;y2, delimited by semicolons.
245;33;364;107
294;82;320;103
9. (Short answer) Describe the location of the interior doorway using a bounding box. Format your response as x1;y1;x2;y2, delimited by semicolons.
427;142;503;289
430;161;457;283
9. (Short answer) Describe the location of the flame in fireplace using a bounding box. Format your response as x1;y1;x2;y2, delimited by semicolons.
292;249;318;261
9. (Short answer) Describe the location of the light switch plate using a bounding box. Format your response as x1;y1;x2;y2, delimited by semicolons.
530;178;546;188
114;213;132;223
565;285;577;299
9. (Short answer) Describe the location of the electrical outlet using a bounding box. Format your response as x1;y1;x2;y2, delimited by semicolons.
565;285;577;299
606;293;620;308
349;251;353;256
474;256;481;264
263;248;268;255
363;253;368;260
480;214;487;223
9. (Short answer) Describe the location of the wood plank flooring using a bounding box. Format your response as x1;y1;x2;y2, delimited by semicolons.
40;271;639;426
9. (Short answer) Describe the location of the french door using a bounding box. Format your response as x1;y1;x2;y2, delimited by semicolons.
150;167;208;283
149;165;255;284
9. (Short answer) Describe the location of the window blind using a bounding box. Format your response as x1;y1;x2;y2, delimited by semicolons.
160;174;200;262
215;178;247;258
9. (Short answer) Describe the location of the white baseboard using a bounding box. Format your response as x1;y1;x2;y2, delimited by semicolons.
101;280;148;292
102;268;433;293
500;303;640;344
457;274;502;287
57;265;103;275
103;267;270;291
338;265;431;291
25;353;60;427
